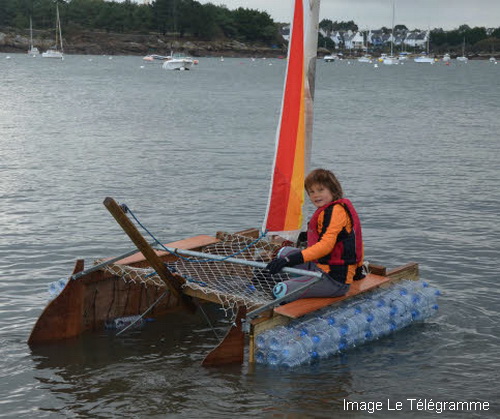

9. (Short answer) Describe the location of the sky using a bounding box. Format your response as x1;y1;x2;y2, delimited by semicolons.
198;0;500;30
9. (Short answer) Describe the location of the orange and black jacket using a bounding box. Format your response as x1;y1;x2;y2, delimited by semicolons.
302;198;364;284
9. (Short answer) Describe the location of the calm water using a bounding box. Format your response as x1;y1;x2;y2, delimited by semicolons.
1;54;499;418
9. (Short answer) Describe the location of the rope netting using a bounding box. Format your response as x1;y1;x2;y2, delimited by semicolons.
99;262;166;289
94;232;295;317
173;232;292;314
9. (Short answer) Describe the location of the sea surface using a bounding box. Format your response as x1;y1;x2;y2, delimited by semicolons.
1;54;499;418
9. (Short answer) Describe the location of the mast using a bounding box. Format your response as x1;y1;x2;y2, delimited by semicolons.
390;0;395;56
57;4;63;53
29;17;33;50
262;0;320;239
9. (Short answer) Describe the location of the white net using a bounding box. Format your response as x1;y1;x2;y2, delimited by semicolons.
95;232;296;317
100;262;166;289
173;232;294;315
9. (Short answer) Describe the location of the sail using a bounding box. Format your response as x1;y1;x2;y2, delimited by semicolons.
262;0;320;239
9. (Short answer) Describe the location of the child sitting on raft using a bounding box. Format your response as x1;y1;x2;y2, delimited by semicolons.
266;168;365;300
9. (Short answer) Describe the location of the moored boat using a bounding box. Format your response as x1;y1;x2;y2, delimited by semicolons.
41;4;64;59
28;17;39;56
357;55;372;63
414;54;435;63
143;54;170;61
323;54;337;62
162;55;194;70
456;38;468;62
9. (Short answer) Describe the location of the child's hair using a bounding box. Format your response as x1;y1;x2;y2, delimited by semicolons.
304;169;343;201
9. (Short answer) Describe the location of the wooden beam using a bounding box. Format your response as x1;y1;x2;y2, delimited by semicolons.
103;197;195;311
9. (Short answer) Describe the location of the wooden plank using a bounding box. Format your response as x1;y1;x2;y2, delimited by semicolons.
368;263;387;276
115;235;220;265
202;306;246;366
28;260;86;344
273;273;392;319
103;197;195;312
387;262;419;280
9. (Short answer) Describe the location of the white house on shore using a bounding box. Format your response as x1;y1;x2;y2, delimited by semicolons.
315;27;431;51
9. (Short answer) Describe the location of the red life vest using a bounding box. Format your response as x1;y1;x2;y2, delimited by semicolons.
307;198;363;266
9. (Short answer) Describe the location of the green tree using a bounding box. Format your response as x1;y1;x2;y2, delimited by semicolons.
319;18;334;37
152;0;174;35
332;20;358;31
232;7;278;43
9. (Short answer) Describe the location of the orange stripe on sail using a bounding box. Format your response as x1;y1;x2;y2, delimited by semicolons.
284;77;307;231
264;0;304;232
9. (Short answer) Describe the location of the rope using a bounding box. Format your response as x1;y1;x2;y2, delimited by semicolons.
116;290;169;336
120;203;268;263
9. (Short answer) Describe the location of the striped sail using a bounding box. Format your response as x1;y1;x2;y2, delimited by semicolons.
262;0;320;239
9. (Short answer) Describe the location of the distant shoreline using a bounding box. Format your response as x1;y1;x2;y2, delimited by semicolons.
1;28;496;59
0;29;286;58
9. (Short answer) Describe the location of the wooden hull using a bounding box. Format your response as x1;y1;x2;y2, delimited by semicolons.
28;235;219;345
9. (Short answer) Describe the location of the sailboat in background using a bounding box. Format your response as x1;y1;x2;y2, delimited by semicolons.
42;3;64;59
383;1;398;65
414;30;434;63
456;37;468;62
27;17;40;56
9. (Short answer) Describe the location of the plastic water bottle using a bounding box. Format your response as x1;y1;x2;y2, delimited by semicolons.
269;340;310;367
255;331;271;350
268;326;296;351
255;349;267;364
389;300;407;317
338;317;363;348
310;331;335;359
320;311;339;327
48;277;69;300
297;318;324;337
368;315;392;339
105;315;145;330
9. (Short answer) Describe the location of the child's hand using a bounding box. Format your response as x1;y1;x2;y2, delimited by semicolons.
266;258;289;275
266;252;304;275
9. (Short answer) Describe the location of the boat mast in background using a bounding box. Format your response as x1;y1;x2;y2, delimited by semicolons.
41;3;64;59
28;17;40;56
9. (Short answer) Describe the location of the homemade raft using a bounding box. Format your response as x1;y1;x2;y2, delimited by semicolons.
28;0;440;368
30;200;439;367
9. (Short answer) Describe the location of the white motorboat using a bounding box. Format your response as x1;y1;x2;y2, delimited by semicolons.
383;55;398;65
323;54;337;62
162;55;194;71
357;55;372;63
442;53;451;62
398;52;410;61
414;54;435;63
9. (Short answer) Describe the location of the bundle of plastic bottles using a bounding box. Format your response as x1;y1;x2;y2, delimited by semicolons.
255;279;440;368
